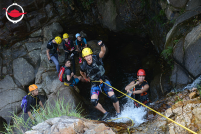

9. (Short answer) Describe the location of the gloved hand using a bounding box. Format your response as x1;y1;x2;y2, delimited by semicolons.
49;59;53;63
98;40;105;47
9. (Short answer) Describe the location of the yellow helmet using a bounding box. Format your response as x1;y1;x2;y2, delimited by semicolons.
54;36;62;44
29;84;38;92
63;33;69;39
82;47;93;57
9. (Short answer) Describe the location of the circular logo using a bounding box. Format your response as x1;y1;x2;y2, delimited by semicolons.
3;3;26;24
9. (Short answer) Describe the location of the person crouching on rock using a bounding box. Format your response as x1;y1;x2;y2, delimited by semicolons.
46;36;62;73
80;41;120;120
64;59;85;93
75;33;87;63
62;33;76;74
125;69;150;108
27;84;44;121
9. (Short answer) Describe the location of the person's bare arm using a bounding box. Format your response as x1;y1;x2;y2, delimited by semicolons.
133;84;149;94
85;44;87;48
46;49;50;60
98;41;106;58
39;101;44;110
80;71;90;82
28;111;34;120
125;81;135;91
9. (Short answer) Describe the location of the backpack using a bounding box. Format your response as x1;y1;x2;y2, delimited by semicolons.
58;66;66;82
21;93;37;113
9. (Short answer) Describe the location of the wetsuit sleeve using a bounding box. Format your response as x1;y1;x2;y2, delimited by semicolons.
47;43;52;49
80;64;86;72
83;38;87;44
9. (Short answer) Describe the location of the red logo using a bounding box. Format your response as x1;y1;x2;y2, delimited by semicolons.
3;3;26;24
3;8;26;18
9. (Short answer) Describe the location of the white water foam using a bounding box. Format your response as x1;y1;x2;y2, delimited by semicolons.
109;93;147;127
184;75;201;90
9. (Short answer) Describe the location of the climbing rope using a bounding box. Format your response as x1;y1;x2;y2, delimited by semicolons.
92;80;198;134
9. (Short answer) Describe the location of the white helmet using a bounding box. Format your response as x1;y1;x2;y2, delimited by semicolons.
75;33;81;38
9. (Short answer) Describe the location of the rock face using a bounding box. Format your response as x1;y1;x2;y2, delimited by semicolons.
13;58;35;86
25;116;115;134
0;75;26;124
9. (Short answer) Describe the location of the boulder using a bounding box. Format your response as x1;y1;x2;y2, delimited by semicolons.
30;29;42;37
11;45;27;59
43;22;63;41
169;0;188;8
185;0;201;11
184;23;201;77
13;58;35;86
25;116;115;134
28;50;41;65
2;66;7;75
97;0;117;31
0;75;26;123
25;42;42;52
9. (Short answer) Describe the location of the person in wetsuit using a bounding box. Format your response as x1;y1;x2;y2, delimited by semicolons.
62;33;76;74
46;36;62;73
80;41;120;120
26;84;44;121
75;33;87;63
125;69;150;107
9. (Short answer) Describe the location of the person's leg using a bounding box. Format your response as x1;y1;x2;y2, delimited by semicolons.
104;81;120;114
50;55;60;72
90;86;107;114
74;75;85;82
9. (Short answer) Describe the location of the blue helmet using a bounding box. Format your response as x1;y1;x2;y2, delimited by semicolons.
75;33;81;38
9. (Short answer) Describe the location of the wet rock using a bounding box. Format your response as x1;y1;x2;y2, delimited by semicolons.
165;108;173;118
43;22;63;41
28;50;41;66
13;58;35;86
173;38;184;64
170;64;191;88
2;66;7;75
0;75;26;123
185;0;201;11
11;45;27;59
25;116;115;134
45;3;56;19
2;49;12;65
25;42;42;52
189;92;198;99
165;6;180;20
97;0;117;31
169;0;188;8
30;29;42;37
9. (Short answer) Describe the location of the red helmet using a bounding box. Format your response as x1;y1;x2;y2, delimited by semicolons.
137;69;146;76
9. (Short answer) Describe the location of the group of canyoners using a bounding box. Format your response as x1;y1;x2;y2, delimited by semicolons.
21;33;150;121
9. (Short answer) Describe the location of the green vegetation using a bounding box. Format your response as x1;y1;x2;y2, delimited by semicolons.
80;0;94;10
161;46;173;60
197;84;201;96
174;88;183;104
1;98;83;134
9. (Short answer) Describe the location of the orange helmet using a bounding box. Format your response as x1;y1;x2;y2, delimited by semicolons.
137;69;146;76
29;84;38;92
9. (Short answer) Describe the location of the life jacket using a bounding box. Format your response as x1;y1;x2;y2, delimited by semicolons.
76;38;85;47
21;93;39;113
132;79;149;106
82;55;105;81
65;40;71;51
48;39;58;54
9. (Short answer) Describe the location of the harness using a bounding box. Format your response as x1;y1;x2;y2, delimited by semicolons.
82;55;106;85
28;93;40;112
76;38;85;48
65;40;71;51
132;79;149;107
